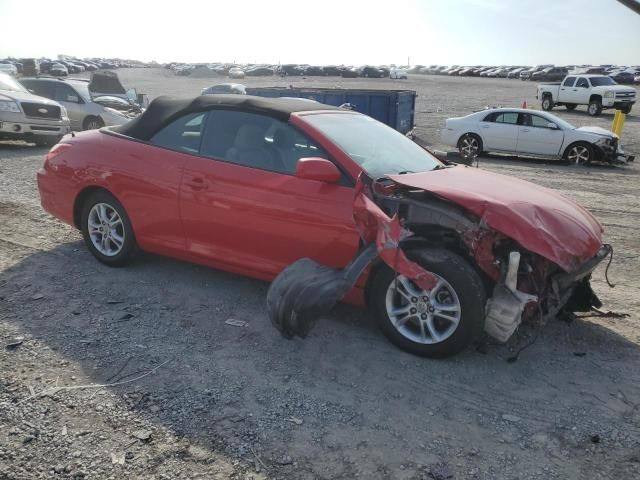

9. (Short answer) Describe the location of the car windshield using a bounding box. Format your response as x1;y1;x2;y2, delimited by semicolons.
67;81;92;102
304;113;442;178
590;76;616;86
0;74;27;92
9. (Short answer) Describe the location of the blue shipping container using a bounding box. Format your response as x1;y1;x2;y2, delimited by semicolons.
245;87;416;134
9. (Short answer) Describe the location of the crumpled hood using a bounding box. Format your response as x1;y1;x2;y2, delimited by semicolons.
388;167;603;272
576;126;616;138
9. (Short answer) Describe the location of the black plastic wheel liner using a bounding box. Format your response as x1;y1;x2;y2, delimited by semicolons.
267;244;378;339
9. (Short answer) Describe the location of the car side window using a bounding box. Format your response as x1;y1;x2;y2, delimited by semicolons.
199;110;328;175
562;76;576;87
482;112;498;122
530;115;553;128
55;83;81;103
150;112;207;153
22;80;55;99
494;112;519;125
576;77;589;88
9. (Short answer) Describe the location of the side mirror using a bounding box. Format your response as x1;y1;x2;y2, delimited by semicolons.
295;157;341;183
548;122;558;130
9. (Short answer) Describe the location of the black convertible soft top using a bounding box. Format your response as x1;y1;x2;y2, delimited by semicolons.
112;94;340;141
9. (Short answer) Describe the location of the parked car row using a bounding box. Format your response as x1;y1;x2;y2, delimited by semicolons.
169;63;410;79
0;56;158;77
408;64;640;84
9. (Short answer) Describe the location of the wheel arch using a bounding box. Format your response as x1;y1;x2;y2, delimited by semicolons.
73;185;121;229
363;226;494;308
589;93;602;103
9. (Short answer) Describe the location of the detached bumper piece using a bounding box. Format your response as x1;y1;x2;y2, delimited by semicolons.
267;244;377;339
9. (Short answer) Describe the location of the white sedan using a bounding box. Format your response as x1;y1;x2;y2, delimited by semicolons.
441;108;632;164
390;68;408;79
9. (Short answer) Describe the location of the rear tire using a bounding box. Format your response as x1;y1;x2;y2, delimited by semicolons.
369;248;486;358
588;99;603;116
80;191;137;267
541;95;554;111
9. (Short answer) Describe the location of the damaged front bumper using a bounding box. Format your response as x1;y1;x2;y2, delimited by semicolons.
596;138;635;164
484;244;612;343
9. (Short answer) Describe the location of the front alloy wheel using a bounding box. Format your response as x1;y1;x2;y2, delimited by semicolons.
385;275;461;345
458;134;481;159
566;143;593;164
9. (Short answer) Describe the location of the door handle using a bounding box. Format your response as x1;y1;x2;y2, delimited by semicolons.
573;89;577;91
560;88;565;90
184;177;209;191
481;125;490;128
521;128;530;132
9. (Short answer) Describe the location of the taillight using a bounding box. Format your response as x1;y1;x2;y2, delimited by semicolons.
45;143;72;164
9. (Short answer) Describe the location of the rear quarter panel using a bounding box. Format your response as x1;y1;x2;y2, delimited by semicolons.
38;130;186;253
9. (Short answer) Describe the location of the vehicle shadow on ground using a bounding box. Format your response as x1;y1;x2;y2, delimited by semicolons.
2;241;640;476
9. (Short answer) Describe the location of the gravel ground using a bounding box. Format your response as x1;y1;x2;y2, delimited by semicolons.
1;69;639;479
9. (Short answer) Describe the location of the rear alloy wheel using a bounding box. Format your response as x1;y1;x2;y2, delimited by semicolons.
458;133;482;159
81;191;136;266
588;99;603;116
370;248;486;358
565;142;594;165
541;96;554;111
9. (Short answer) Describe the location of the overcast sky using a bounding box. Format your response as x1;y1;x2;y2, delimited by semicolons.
1;0;639;65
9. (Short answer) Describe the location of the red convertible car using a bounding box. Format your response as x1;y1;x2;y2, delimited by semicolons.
38;95;610;357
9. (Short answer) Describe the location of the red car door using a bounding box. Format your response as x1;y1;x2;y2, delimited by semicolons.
120;112;207;255
178;109;360;280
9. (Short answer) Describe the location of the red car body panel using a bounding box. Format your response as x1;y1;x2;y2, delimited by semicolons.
179;152;359;278
388;167;603;272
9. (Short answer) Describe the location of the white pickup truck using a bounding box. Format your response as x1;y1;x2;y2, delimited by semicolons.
537;74;636;116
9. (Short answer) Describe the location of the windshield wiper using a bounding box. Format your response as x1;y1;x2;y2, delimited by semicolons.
396;170;415;175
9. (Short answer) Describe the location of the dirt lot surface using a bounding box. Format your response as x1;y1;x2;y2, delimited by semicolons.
1;69;639;479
